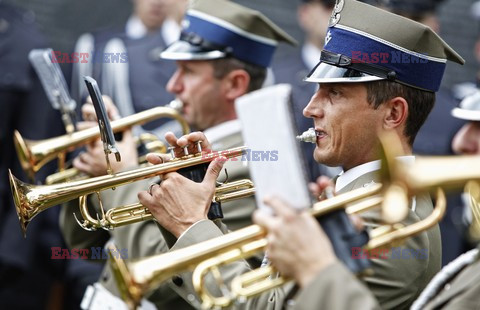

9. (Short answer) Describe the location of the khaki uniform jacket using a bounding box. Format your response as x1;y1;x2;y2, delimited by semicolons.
420;244;480;310
160;169;441;310
59;130;256;309
293;246;480;310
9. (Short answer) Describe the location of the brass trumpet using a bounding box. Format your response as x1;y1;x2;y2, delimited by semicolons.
466;181;480;241
14;103;190;182
108;183;430;309
44;133;167;185
108;151;480;309
76;179;255;231
9;146;246;236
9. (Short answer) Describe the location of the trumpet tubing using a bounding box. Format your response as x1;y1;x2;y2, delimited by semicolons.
109;132;480;309
45;133;168;185
111;183;448;310
10;146;246;236
109;184;384;309
79;179;255;230
228;189;447;304
392;155;480;195
466;181;480;241
14;105;189;181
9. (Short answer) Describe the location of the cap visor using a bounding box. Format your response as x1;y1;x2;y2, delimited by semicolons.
304;62;384;84
451;107;480;121
160;41;227;61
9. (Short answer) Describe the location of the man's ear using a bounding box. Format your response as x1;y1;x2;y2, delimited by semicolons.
383;97;408;130
223;69;250;101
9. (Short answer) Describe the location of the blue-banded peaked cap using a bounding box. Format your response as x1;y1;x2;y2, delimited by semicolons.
161;0;297;68
305;0;464;92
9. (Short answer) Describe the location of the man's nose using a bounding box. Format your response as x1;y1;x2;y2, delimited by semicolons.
166;70;183;94
452;123;480;155
303;90;324;119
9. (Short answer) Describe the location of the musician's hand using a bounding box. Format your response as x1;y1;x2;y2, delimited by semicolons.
139;156;227;238
164;131;213;158
309;176;335;201
145;152;172;165
73;129;138;176
82;95;120;121
253;197;337;288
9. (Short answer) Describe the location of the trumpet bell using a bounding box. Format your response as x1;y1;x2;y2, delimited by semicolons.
15;105;190;182
13;130;40;182
9;170;35;236
10;146;247;236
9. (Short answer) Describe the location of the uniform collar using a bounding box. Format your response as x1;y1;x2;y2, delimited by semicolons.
161;18;181;46
125;15;148;39
335;156;415;193
126;15;180;46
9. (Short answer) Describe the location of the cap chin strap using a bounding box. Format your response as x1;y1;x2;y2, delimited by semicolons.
180;32;234;56
321;50;397;81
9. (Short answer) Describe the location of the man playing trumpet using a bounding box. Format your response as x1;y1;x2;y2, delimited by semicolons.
59;0;295;308
258;85;480;310
139;0;464;309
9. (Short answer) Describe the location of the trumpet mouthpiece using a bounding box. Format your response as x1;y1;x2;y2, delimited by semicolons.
296;128;316;144
168;99;184;113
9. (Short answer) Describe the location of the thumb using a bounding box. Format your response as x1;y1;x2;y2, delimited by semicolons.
203;157;227;186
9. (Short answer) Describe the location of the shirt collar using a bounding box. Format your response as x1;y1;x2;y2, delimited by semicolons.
125;15;148;39
126;15;180;46
203;120;241;146
302;42;322;71
161;18;181;46
335;156;415;193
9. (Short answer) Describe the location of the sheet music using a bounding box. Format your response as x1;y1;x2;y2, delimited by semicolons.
28;48;76;111
235;84;312;211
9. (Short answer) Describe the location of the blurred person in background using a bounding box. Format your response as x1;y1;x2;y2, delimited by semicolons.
70;0;187;137
0;2;75;309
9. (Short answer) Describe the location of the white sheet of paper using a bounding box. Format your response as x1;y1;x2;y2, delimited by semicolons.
235;84;312;211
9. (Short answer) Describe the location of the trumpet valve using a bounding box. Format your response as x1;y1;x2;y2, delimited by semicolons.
196;141;203;153
168;146;176;159
369;223;405;248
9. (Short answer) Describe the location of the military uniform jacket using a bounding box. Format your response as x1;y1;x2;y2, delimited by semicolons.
294;245;480;310
416;245;480;310
59;123;256;309
160;169;441;310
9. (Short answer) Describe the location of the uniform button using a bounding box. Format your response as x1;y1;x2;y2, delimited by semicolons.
172;275;183;286
444;283;451;291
